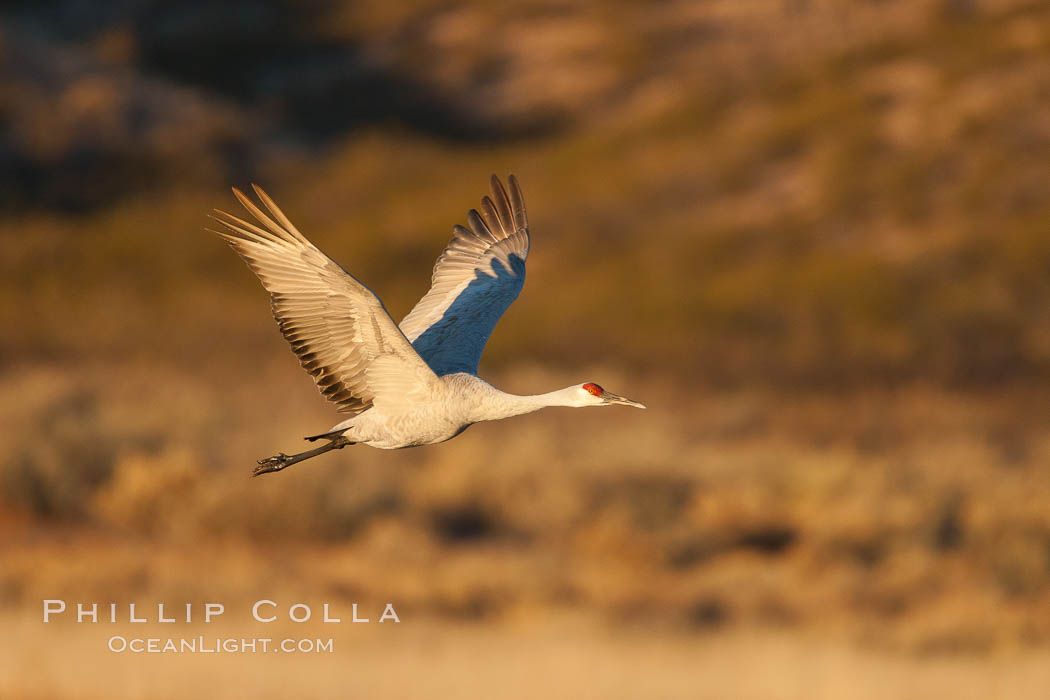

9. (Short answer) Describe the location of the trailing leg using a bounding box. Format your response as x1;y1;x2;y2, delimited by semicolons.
252;436;351;477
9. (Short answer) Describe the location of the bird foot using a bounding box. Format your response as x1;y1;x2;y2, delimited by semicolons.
252;453;291;477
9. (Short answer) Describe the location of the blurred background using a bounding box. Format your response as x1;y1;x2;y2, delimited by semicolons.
2;0;1050;697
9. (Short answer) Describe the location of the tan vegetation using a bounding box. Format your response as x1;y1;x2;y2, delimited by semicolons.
3;0;1050;697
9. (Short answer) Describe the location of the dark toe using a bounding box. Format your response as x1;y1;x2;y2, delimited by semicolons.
251;454;288;477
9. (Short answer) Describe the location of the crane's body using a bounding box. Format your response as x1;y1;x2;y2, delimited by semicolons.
209;175;644;476
332;374;612;450
337;373;487;450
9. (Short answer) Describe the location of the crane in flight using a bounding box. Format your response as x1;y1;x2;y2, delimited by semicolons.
210;175;645;477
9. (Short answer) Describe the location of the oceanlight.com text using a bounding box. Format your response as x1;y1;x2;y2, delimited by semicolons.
107;636;335;654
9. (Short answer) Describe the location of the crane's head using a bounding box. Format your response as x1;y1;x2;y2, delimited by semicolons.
576;382;646;409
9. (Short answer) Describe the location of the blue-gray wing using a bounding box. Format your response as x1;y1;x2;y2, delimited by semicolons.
399;175;530;376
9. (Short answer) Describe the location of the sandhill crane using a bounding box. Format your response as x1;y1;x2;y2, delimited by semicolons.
210;175;645;477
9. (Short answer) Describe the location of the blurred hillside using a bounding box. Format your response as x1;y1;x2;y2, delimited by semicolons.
3;0;1050;385
2;1;1050;698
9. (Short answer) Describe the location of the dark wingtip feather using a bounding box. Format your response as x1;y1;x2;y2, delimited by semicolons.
479;195;505;233
507;174;527;231
466;208;496;241
489;175;513;230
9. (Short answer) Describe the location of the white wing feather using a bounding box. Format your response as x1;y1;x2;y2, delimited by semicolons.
399;175;530;376
209;185;436;414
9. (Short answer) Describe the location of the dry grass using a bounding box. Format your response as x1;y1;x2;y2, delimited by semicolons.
2;362;1049;657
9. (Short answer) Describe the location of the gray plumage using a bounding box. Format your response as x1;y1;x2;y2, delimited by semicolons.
400;176;529;376
209;175;644;476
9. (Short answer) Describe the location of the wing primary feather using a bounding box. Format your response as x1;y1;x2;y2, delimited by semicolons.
231;187;298;245
489;174;514;231
466;209;496;242
508;174;527;231
250;184;311;245
210;211;280;246
478;196;504;234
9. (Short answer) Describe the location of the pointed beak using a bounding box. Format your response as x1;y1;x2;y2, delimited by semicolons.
602;391;646;409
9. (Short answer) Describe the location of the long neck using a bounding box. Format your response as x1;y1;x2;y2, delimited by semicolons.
472;386;578;422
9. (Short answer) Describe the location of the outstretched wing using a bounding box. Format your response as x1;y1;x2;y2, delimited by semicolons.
209;185;436;414
399;175;530;376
